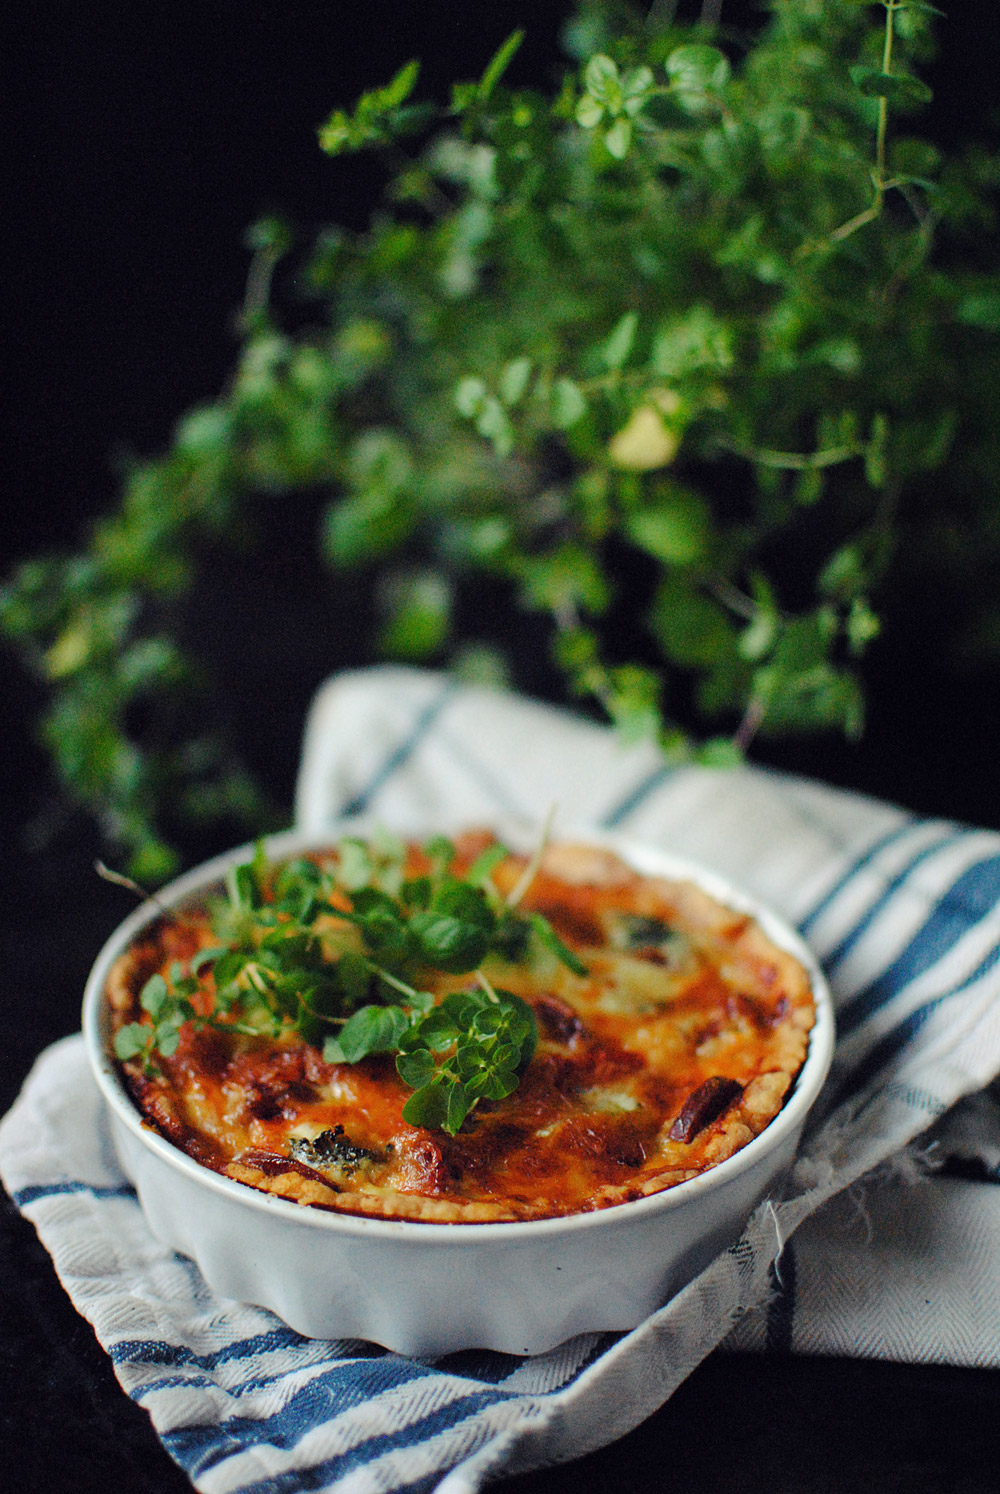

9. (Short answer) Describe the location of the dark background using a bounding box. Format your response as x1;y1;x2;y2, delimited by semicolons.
3;4;1000;1490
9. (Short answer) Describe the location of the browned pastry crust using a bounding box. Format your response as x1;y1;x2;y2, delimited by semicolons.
108;837;816;1222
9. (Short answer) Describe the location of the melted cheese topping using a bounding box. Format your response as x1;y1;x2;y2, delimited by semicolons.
107;838;816;1222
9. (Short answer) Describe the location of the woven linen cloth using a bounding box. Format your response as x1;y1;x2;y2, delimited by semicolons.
5;664;1000;1494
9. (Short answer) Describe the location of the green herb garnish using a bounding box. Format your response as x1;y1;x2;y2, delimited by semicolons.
113;833;583;1134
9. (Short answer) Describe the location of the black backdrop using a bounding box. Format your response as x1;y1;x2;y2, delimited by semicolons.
3;6;1000;1491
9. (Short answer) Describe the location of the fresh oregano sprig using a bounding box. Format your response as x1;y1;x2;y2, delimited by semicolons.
7;2;998;883
114;833;583;1134
324;973;538;1135
114;950;239;1069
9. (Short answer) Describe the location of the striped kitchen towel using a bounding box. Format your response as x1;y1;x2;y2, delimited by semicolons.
4;663;1000;1494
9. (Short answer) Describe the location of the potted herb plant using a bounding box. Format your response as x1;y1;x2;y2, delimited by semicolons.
3;0;999;880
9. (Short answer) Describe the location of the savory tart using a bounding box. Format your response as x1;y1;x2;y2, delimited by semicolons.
107;832;816;1222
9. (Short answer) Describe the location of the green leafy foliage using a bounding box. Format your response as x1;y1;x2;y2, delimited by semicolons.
117;833;588;1133
113;966;202;1066
3;0;1000;875
327;982;537;1135
318;60;428;155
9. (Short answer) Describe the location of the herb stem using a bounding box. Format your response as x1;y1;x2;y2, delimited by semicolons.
707;576;760;623
876;2;896;193
241;243;282;330
505;804;557;910
475;968;501;1003
802;0;899;255
365;961;423;1003
94;861;174;921
732;694;766;754
719;438;862;471
321;928;424;1003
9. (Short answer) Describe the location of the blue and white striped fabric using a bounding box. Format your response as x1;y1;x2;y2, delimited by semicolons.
5;664;1000;1492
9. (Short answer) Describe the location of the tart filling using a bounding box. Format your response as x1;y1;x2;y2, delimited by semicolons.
108;834;816;1222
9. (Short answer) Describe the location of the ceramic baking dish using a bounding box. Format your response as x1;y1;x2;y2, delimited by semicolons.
82;827;834;1356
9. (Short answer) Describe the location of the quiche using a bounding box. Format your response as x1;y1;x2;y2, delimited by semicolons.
107;833;816;1222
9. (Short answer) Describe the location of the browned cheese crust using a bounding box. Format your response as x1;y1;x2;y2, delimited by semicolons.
108;837;816;1222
